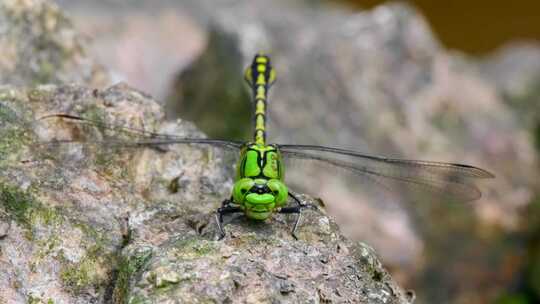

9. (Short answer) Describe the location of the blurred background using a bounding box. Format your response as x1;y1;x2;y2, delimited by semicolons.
48;0;540;303
349;0;540;55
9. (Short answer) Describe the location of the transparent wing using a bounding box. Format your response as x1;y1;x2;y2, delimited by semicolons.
279;144;494;203
32;114;241;208
36;114;244;151
33;114;242;187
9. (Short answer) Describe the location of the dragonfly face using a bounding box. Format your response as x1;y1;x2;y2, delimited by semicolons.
232;143;288;220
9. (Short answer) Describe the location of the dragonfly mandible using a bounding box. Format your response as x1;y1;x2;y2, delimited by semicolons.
39;53;494;240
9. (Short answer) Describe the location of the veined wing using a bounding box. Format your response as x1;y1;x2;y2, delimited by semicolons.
278;144;494;202
37;114;244;151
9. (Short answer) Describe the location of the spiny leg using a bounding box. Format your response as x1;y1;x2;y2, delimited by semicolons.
279;206;302;240
221;197;233;208
288;192;318;210
281;192;319;239
215;198;242;240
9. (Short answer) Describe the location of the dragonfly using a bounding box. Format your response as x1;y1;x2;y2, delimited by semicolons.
39;53;494;240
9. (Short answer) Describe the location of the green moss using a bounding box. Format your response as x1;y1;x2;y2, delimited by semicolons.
0;127;29;163
128;295;151;304
27;88;53;103
0;182;63;240
113;249;153;304
27;295;55;304
94;147;118;169
80;105;108;134
74;222;105;243
60;245;110;294
0;101;32;165
0;102;20;124
0;183;35;228
30;235;61;272
174;238;217;258
32;207;62;226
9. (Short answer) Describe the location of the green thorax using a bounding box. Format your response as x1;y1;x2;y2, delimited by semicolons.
236;143;284;181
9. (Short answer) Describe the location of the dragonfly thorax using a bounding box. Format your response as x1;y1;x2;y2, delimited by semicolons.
236;143;283;180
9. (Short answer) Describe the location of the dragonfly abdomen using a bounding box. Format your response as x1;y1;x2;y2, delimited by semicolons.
244;53;276;146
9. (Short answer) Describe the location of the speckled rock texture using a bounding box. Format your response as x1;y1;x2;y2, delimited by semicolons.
4;0;540;303
0;0;108;86
0;84;413;304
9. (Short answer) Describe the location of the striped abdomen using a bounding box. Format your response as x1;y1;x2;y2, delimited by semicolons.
244;53;276;146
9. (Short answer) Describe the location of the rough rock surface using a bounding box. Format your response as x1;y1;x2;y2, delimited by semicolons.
0;84;413;304
0;0;108;86
6;0;540;303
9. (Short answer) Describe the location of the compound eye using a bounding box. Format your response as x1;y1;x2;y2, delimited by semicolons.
233;178;256;203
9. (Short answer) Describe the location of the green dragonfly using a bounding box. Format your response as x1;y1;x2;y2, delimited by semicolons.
40;53;494;240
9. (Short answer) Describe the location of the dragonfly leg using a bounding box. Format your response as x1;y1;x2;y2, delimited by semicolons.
279;206;302;240
215;200;242;240
288;192;317;210
221;197;234;207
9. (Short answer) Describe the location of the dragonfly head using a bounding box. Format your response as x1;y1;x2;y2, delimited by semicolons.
244;53;276;88
232;178;288;220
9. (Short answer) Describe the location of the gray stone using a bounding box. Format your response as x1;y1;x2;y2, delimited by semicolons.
0;0;108;86
0;83;412;303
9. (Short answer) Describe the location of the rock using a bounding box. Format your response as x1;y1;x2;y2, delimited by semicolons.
54;0;205;100
0;83;412;303
0;218;9;238
0;0;109;86
480;43;540;126
8;0;540;303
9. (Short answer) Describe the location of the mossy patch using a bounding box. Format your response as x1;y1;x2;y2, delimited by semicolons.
30;235;61;272
27;87;53;103
173;238;217;259
113;248;153;304
0;182;62;239
0;102;21;124
73;221;108;246
0;183;35;227
0;126;30;164
27;295;55;304
60;245;111;294
0;101;32;166
80;105;108;134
